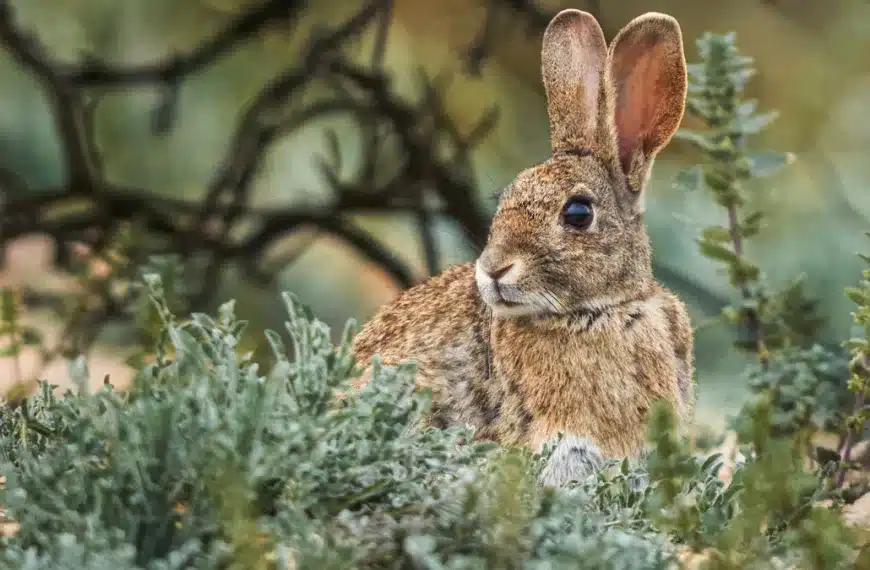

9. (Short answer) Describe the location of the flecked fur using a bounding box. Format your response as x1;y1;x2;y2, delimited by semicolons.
352;10;694;485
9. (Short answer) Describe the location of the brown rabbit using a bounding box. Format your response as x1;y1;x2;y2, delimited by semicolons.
352;9;694;486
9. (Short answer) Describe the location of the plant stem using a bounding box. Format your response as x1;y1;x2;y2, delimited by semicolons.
837;393;865;487
726;202;767;364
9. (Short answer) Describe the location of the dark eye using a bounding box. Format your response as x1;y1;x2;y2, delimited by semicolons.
562;197;594;230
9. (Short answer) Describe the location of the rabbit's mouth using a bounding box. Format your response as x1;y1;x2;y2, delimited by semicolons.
496;298;521;307
484;288;541;317
487;283;523;308
474;261;544;316
490;297;536;317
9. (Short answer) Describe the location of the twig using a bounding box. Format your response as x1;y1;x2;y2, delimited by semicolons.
837;394;865;487
0;0;553;348
726;202;767;363
62;0;305;87
416;208;439;277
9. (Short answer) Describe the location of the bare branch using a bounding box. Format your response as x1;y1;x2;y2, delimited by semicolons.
0;0;572;343
66;0;305;87
416;208;439;277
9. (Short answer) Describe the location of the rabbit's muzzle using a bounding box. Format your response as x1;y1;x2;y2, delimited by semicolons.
474;255;538;317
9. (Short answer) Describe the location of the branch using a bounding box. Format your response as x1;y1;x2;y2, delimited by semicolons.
239;212;415;287
492;0;552;31
0;0;499;329
0;1;97;190
416;208;439;277
194;0;393;257
329;59;491;246
67;0;304;87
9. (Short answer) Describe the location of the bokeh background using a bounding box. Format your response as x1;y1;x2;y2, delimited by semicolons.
1;0;868;429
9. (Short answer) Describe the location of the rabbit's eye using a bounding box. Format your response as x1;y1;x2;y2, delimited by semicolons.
562;198;594;230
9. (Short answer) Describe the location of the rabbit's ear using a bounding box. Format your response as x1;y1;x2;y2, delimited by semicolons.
606;13;687;183
541;10;607;154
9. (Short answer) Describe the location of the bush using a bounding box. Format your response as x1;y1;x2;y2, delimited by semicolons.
1;24;869;570
0;276;862;569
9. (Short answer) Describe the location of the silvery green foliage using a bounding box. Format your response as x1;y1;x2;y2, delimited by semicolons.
0;282;487;568
0;379;73;467
0;280;674;569
1;531;211;570
340;452;673;569
738;344;851;436
1;272;852;568
2;533;139;570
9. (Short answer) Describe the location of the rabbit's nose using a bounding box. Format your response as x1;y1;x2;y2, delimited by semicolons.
485;263;515;281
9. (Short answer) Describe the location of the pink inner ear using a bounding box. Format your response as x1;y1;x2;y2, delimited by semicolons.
613;36;671;173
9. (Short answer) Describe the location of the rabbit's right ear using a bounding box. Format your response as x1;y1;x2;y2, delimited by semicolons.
605;14;687;190
541;10;607;154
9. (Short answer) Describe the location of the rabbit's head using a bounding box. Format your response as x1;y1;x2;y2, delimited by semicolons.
476;10;687;318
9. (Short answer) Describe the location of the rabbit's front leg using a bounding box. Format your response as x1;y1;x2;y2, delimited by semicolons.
537;434;604;488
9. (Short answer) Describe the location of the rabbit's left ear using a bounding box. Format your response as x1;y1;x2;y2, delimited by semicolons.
606;13;687;189
541;9;607;154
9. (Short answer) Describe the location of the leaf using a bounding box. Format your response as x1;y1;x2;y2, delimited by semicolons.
701;226;732;244
701;453;724;474
673;166;703;192
218;300;237;328
0;289;18;323
191;313;217;332
734;110;778;135
847;287;867;306
0;345;20;357
698;239;738;263
740;210;764;237
68;355;89;396
264;329;288;363
736;100;758;117
168;326;207;371
673;129;715;150
125;353;145;369
746;151;793;178
732;258;760;284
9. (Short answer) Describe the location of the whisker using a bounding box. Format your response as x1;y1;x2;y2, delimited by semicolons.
544;290;566;313
531;291;550;313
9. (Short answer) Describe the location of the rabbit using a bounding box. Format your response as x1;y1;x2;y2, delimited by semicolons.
351;9;694;487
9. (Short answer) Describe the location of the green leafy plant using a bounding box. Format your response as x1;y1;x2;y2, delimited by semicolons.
0;276;690;569
676;31;823;357
0;271;864;568
659;30;861;567
0;289;44;402
677;31;851;444
0;222;158;406
838;238;870;486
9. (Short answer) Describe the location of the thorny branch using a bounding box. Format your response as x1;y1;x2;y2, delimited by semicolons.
0;0;507;357
0;0;723;364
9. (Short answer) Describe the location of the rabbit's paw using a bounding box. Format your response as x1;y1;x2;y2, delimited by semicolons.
538;435;604;488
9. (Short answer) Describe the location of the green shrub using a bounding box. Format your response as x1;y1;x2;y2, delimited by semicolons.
0;25;867;570
0;276;861;569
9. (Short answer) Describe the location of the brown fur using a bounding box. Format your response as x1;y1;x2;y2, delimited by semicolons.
352;10;694;464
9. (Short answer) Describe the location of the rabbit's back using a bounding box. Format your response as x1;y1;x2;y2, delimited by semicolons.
352;263;499;430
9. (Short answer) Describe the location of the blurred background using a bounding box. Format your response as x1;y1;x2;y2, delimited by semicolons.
0;0;868;429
